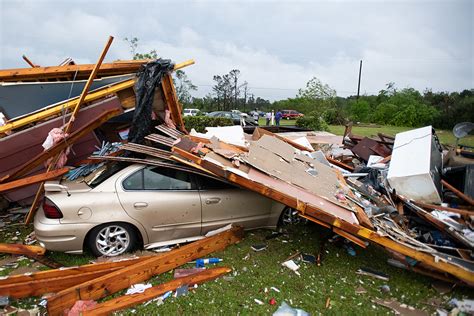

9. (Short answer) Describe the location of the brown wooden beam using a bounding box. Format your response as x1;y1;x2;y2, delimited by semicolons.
413;201;473;216
0;267;121;299
161;73;186;133
47;226;243;316
22;55;40;68
0;167;69;193
0;60;148;82
0;244;45;256
83;267;231;315
442;179;474;206
0;256;151;287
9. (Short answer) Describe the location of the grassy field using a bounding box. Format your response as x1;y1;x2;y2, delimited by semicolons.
0;222;471;315
257;118;474;147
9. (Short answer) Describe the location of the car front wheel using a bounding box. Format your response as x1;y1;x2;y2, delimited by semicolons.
87;223;137;257
278;207;300;226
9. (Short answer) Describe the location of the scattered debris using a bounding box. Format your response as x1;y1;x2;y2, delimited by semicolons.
281;260;300;276
173;268;206;279
251;244;267;252
355;286;367;294
195;258;223;268
373;298;428;316
273;301;309;316
125;283;152;295
356;267;390;281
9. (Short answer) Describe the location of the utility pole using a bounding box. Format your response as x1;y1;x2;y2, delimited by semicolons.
357;60;362;100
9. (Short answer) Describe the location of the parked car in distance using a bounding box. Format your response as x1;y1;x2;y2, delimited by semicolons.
281;110;304;120
34;162;292;256
183;108;200;116
207;111;257;126
231;109;249;118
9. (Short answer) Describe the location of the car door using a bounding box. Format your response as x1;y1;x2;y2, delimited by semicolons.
195;173;272;234
116;166;202;244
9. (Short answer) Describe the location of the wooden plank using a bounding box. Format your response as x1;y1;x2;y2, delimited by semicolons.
47;226;243;315
22;55;39;68
24;37;114;224
64;36;114;133
327;156;355;172
413;201;472;216
253;127;313;152
161;73;186;133
0;244;45;256
1;108;121;183
333;227;366;248
83;267;231;315
0;60;148;82
0;167;69;193
0;256;151;286
0;267;121;299
442;179;474;206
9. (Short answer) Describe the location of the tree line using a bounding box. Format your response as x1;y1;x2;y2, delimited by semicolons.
125;37;473;130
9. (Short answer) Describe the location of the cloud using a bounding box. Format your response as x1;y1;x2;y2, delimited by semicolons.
0;0;472;100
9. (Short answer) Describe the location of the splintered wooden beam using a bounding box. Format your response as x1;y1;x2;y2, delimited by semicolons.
0;256;151;287
0;244;45;256
22;55;40;68
47;226;243;316
442;179;474;206
64;36;114;133
0;60;148;82
1;108;121;184
0;267;121;299
83;267;231;315
0;167;69;193
161;73;186;133
253;127;313;152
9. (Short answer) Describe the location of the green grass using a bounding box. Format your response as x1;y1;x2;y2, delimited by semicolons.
256;118;474;147
1;222;471;315
328;124;474;147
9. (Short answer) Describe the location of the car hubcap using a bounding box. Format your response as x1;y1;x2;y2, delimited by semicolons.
96;225;130;256
282;208;300;225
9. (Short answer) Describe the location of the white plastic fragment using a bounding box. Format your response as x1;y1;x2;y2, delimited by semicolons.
125;283;152;295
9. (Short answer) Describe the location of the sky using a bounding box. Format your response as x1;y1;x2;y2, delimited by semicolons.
0;0;472;101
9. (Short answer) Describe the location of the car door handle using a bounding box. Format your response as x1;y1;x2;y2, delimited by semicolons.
134;202;148;209
205;198;221;205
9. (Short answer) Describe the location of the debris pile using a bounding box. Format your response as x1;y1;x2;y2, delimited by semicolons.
0;36;472;313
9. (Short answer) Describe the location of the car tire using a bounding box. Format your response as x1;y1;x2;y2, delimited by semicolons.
278;207;300;227
87;223;138;257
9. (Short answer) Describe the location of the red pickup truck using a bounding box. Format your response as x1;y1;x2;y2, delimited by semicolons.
281;110;304;119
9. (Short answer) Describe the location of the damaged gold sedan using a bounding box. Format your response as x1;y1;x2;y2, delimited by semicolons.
34;162;289;256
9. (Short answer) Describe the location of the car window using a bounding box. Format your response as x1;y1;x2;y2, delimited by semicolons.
123;167;196;190
123;169;144;190
195;174;236;190
144;167;195;190
88;162;128;188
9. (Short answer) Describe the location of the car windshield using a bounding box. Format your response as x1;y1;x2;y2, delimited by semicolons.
87;162;128;188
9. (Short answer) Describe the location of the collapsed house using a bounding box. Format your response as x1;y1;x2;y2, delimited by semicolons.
0;37;473;314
